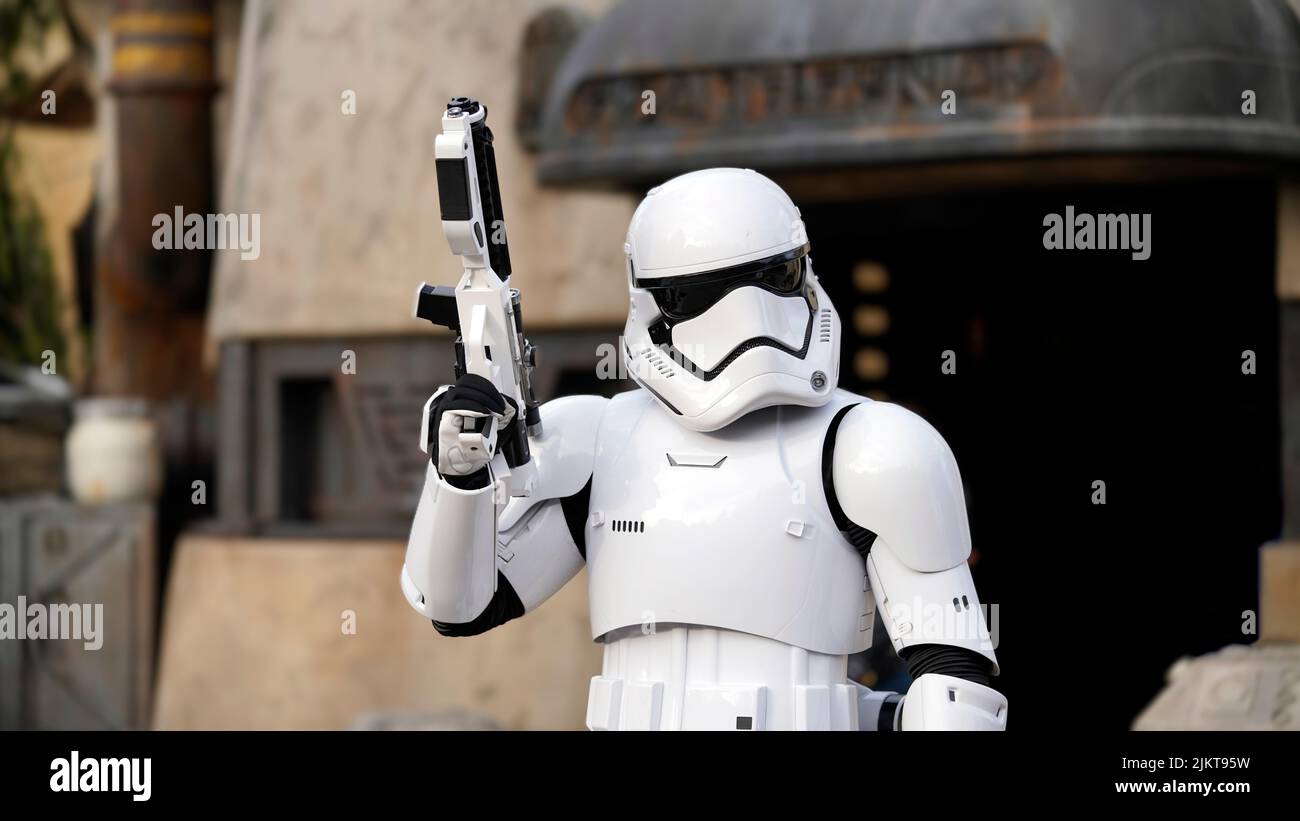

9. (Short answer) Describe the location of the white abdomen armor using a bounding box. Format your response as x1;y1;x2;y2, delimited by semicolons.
585;389;873;656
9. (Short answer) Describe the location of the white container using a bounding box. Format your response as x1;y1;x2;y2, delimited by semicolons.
65;398;162;504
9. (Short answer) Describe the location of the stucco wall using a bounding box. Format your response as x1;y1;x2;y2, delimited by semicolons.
153;535;601;730
208;0;635;340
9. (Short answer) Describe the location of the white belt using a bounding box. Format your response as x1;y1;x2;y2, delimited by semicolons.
586;625;866;730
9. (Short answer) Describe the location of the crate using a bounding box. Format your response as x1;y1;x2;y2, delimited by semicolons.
0;498;155;729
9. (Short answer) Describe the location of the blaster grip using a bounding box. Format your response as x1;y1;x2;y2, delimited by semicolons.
414;278;537;489
414;283;466;379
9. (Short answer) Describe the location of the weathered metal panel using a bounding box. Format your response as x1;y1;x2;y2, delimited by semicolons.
538;0;1300;186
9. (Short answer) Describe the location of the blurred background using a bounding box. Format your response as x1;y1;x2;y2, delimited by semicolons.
2;0;1300;731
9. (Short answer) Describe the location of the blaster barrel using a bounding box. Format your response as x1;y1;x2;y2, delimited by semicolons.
438;97;512;280
460;100;512;281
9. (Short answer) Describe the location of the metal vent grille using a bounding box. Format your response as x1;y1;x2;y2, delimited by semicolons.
641;347;674;378
819;308;833;343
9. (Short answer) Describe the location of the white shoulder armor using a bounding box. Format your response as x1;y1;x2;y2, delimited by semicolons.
831;399;999;672
498;394;607;531
831;401;971;572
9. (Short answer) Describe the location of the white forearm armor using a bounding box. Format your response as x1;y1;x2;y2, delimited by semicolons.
401;468;498;622
401;394;605;633
898;673;1007;731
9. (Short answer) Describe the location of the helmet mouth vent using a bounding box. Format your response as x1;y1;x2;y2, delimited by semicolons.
639;317;814;383
641;346;676;379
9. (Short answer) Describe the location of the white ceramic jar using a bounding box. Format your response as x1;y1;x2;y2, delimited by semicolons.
65;398;162;504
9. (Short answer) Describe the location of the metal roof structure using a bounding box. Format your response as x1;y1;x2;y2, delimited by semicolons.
537;0;1300;186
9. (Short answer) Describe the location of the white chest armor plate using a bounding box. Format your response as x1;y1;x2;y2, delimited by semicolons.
585;389;874;656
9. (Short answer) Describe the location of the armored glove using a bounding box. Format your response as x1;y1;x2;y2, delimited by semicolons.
427;373;518;489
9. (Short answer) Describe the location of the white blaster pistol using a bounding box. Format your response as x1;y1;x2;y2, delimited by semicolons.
415;96;541;498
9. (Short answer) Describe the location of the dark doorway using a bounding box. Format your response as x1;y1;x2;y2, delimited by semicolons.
804;174;1282;728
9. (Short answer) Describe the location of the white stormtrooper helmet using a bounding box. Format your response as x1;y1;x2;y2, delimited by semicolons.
621;168;841;431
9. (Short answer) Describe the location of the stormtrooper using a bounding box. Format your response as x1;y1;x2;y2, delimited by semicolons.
402;167;1006;731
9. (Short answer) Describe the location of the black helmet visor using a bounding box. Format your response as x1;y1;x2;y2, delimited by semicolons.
633;244;810;323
